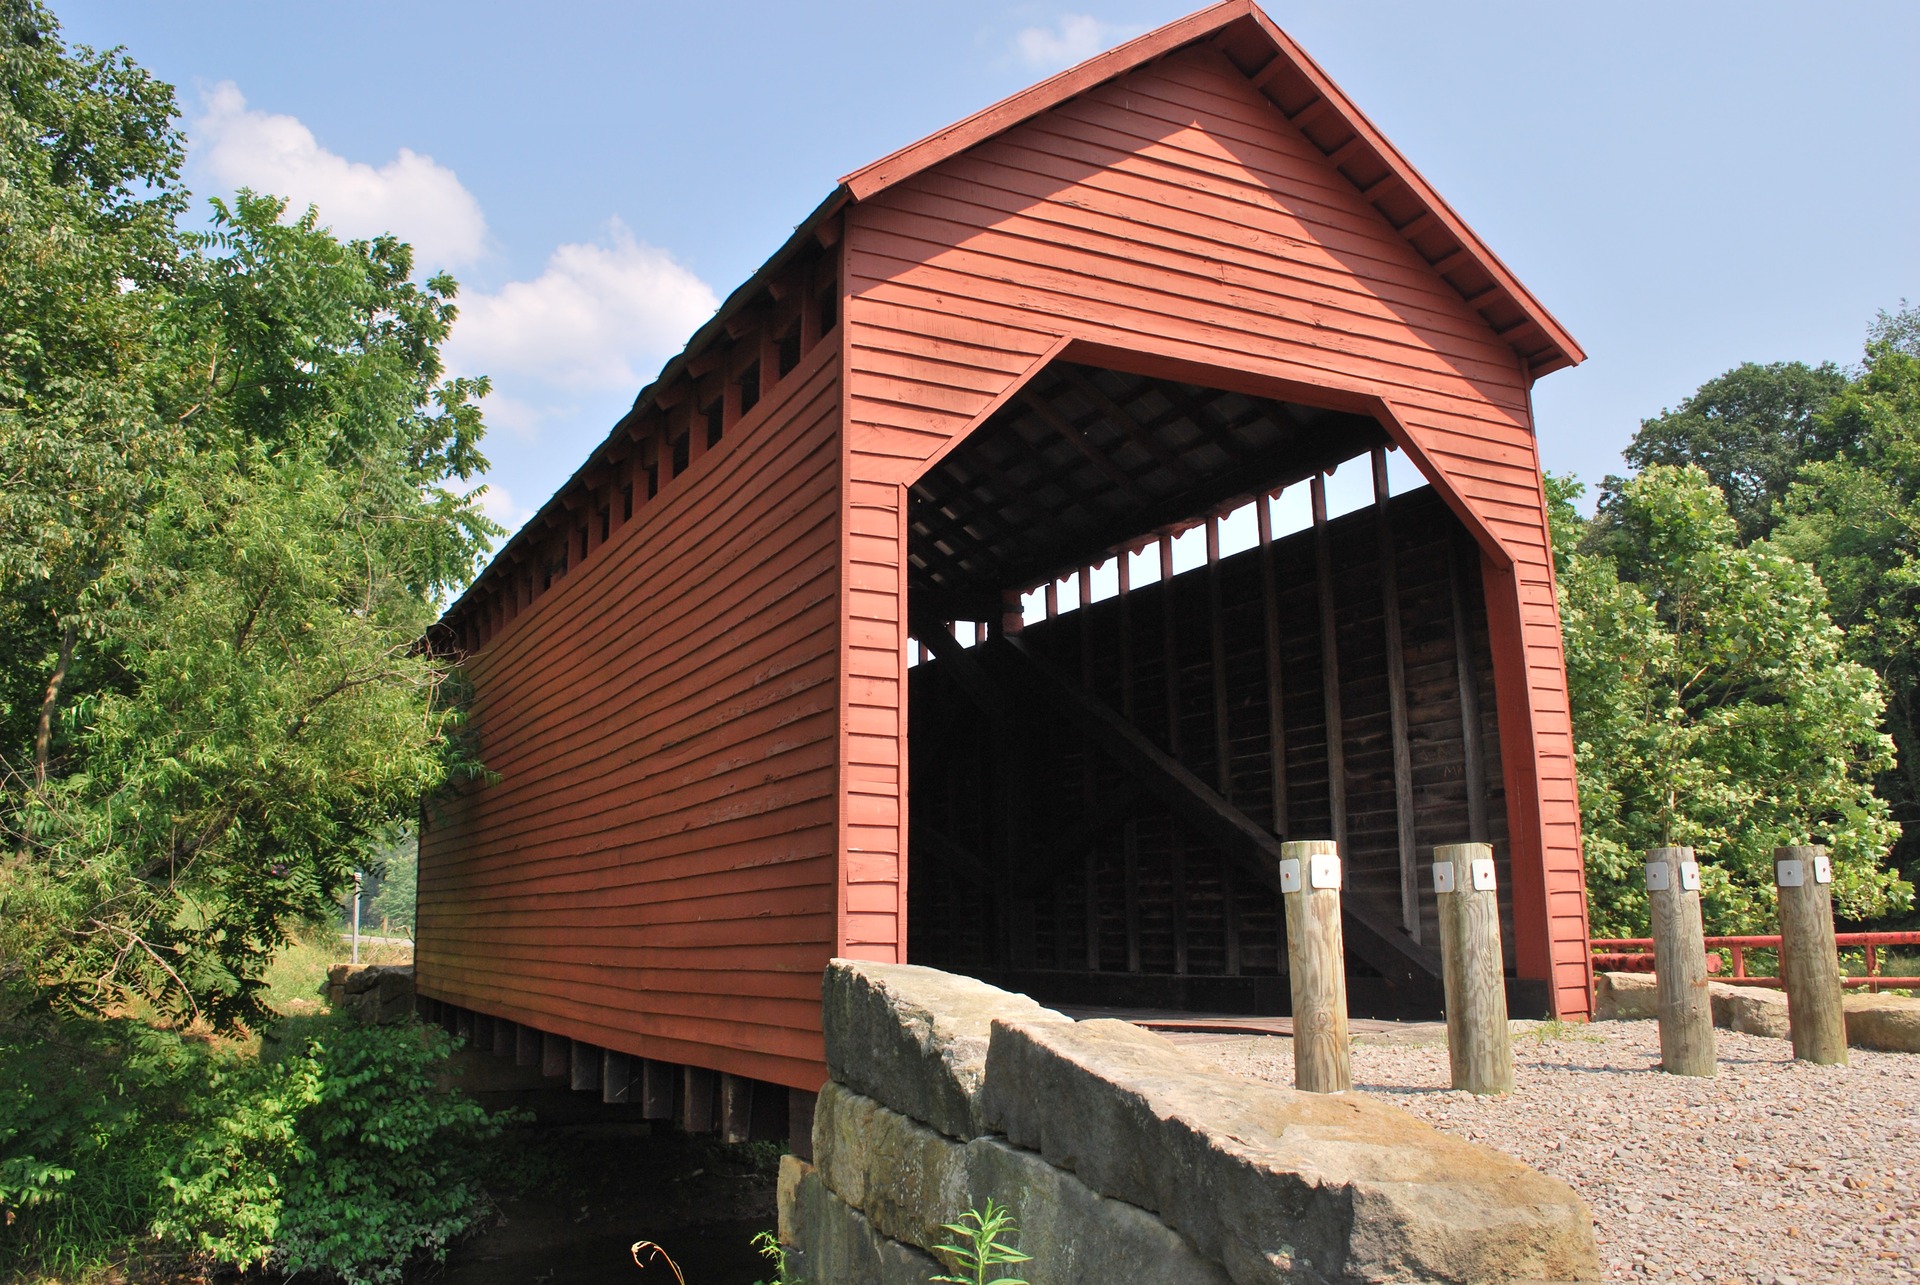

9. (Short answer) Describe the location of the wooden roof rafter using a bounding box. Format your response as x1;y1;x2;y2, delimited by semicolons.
908;361;1387;599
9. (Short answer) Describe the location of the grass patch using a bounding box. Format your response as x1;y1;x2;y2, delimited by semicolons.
1516;1018;1603;1044
260;924;413;1017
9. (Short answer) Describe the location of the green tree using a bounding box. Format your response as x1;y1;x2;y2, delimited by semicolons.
0;0;185;783
1773;305;1920;902
368;829;418;936
1618;360;1850;541
1554;465;1908;934
0;3;498;1028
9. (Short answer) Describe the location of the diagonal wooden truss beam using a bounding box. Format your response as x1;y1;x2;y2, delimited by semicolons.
994;635;1440;990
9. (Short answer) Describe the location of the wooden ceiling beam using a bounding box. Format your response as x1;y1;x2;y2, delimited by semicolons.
1062;367;1202;488
1017;388;1153;506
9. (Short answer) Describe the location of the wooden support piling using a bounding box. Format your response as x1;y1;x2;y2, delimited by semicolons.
570;1039;602;1093
1256;494;1288;837
1206;518;1232;799
1310;476;1348;849
641;1059;676;1120
680;1066;718;1134
1646;846;1716;1077
1118;550;1142;973
602;1051;633;1105
1282;838;1351;1093
1162;534;1189;975
1447;534;1490;840
1081;565;1101;972
1434;842;1513;1094
492;1018;516;1059
1375;449;1419;941
541;1032;570;1079
1774;845;1848;1065
1207;517;1241;976
787;1088;817;1163
515;1023;540;1069
720;1074;754;1144
1122;821;1142;973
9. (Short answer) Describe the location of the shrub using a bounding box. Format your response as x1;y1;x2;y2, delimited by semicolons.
0;1013;508;1283
0;1018;204;1277
158;1016;507;1284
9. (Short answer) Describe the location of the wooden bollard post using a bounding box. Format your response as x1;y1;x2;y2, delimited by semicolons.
1646;846;1716;1076
1434;843;1513;1094
1774;845;1848;1065
1282;839;1351;1093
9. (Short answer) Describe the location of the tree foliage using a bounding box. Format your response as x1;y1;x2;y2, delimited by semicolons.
1619;360;1850;542
1554;465;1907;935
1772;314;1920;883
0;2;497;1029
1;1014;508;1283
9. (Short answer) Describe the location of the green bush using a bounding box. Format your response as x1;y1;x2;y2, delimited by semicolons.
0;1018;204;1277
0;1014;509;1283
159;1017;507;1283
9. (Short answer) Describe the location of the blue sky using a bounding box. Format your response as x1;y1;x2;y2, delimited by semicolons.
60;1;1920;533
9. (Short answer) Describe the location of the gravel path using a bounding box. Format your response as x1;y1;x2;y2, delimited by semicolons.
1187;1020;1920;1284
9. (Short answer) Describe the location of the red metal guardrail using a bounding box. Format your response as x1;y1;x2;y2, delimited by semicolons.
1591;931;1920;992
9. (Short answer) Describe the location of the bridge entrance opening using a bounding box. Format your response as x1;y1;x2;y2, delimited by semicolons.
902;359;1525;1019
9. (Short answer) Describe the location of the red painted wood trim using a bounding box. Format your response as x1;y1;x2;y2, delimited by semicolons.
838;1;1580;378
841;1;1255;200
1237;8;1583;374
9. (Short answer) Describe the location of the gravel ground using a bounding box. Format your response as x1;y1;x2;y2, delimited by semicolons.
1188;1020;1920;1284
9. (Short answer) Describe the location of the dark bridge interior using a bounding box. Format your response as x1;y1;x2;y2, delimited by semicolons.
903;362;1528;1019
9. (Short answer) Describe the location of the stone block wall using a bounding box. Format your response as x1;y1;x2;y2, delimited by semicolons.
325;963;415;1025
780;960;1598;1284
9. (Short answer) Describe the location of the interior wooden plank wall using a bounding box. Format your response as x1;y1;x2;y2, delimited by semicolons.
907;485;1515;1014
416;344;844;1090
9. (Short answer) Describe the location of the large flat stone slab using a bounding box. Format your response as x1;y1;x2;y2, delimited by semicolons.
781;1163;944;1285
1711;983;1790;1038
1844;992;1920;1052
821;958;1071;1139
1593;971;1657;1021
1598;968;1776;1028
812;1079;1231;1283
968;1135;1232;1284
982;1017;1598;1284
812;1081;969;1251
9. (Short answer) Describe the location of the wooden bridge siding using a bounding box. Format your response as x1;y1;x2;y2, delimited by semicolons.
417;344;844;1089
843;46;1590;1015
908;488;1511;987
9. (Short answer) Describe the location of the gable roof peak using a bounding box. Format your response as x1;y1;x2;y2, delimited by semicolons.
841;0;1581;378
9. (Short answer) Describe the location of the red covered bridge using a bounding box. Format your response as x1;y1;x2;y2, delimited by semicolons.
417;1;1593;1128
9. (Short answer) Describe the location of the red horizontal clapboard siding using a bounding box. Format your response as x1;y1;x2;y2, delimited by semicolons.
841;44;1591;1016
417;343;844;1089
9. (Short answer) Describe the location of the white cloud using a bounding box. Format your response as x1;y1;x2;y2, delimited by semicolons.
468;481;534;535
188;89;721;542
1012;14;1145;72
444;220;719;398
192;81;488;268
